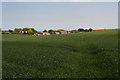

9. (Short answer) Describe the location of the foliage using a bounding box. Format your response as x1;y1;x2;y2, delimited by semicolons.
43;30;47;32
78;28;93;32
8;29;13;32
22;28;30;31
11;31;18;34
30;28;37;33
71;30;79;33
78;28;84;32
14;28;22;33
2;31;10;34
56;29;65;32
89;28;93;32
48;29;54;33
28;29;35;34
13;28;37;34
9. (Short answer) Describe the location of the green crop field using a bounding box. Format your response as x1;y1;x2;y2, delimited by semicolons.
2;30;119;78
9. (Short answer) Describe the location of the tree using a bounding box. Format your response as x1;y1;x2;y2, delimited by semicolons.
71;30;79;33
56;29;65;32
14;28;22;33
2;31;10;34
11;31;18;34
84;29;89;32
30;28;37;32
22;28;29;31
43;30;47;32
8;29;13;32
28;29;35;34
22;28;37;34
89;28;93;32
78;28;84;32
48;29;54;33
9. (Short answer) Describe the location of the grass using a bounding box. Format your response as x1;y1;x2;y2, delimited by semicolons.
2;30;119;78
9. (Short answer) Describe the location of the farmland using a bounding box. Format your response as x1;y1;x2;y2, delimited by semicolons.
2;30;119;78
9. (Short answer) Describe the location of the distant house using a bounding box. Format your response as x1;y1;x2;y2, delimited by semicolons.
34;30;70;36
51;31;71;35
19;28;37;34
50;32;60;34
67;31;71;34
37;31;43;35
59;31;68;34
54;32;60;34
34;31;50;36
50;32;60;35
20;31;28;34
44;32;50;35
49;32;55;34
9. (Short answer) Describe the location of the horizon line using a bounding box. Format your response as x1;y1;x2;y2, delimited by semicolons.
1;28;119;31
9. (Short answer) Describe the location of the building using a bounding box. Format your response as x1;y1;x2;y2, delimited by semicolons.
21;31;28;34
34;31;50;36
34;30;70;36
44;32;50;35
54;32;60;34
37;31;43;35
67;31;71;34
59;31;68;34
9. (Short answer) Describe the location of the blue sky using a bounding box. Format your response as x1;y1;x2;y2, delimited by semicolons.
2;2;118;31
1;0;120;2
0;2;1;29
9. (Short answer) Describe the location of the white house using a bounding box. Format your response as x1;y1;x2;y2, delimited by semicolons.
54;32;60;34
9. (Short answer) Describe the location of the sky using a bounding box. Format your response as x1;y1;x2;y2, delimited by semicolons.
0;2;1;29
2;2;118;31
1;0;120;2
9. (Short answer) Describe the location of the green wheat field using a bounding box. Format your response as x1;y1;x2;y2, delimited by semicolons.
2;30;119;78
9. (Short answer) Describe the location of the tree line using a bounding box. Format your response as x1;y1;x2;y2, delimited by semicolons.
2;28;37;34
2;28;93;34
43;28;92;33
